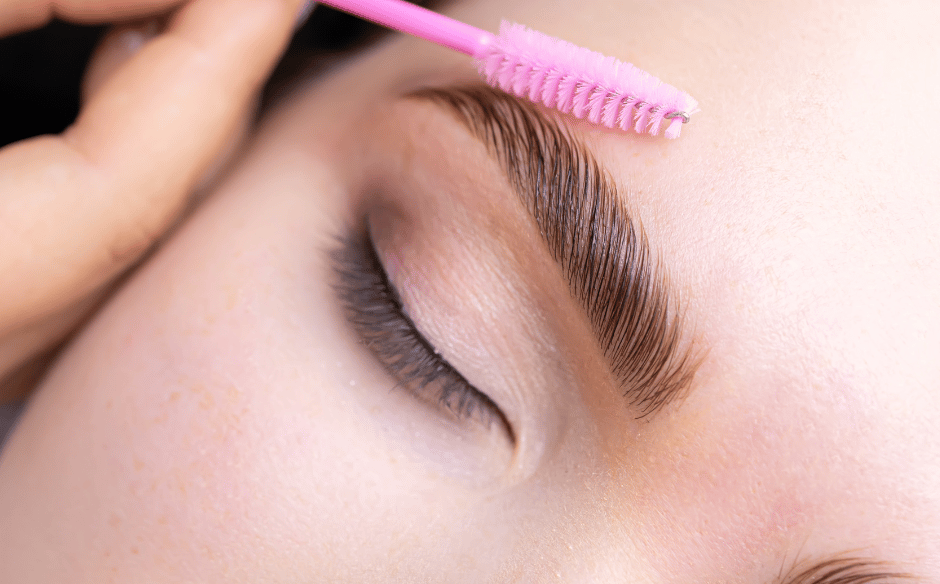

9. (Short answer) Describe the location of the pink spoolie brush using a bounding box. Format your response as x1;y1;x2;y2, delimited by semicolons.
316;0;698;138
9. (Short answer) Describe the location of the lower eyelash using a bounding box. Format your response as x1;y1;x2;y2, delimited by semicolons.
330;226;505;430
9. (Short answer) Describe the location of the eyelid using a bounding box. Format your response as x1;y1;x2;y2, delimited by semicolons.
404;84;700;419
330;224;513;438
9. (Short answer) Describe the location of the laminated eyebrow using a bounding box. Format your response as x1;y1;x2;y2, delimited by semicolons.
407;84;700;418
777;555;916;584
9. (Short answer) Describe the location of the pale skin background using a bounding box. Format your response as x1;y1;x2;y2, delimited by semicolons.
0;0;939;582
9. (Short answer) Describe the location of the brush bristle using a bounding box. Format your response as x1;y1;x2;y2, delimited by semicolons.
475;22;698;138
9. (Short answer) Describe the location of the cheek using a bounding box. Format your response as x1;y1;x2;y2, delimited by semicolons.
0;168;368;578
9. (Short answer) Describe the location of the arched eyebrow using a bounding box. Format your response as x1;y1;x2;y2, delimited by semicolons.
405;84;699;418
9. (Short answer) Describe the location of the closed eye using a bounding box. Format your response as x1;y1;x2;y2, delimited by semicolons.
330;222;513;440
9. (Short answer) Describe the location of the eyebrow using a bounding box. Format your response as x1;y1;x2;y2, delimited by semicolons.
407;84;698;418
776;555;916;584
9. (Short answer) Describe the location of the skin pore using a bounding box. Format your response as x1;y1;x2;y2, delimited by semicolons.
1;0;939;581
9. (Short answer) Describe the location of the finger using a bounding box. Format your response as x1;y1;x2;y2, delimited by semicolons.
0;0;181;36
82;19;162;102
0;285;103;403
81;17;250;192
0;0;304;334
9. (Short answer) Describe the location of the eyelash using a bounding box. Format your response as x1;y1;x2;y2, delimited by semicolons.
330;225;507;430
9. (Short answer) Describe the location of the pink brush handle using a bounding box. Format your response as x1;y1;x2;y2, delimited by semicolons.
317;0;495;55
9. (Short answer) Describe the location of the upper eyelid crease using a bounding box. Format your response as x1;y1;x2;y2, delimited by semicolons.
405;84;699;418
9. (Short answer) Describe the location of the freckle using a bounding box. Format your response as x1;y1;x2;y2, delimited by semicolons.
108;514;121;528
157;515;168;525
131;547;139;555
133;457;145;471
105;399;113;411
169;391;180;402
189;383;215;410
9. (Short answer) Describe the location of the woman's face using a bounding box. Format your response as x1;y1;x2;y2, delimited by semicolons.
2;0;938;581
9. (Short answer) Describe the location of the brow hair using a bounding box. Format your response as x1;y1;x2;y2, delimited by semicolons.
409;84;699;417
778;556;917;584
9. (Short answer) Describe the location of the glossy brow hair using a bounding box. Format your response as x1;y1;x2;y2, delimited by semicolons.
409;84;698;417
778;556;915;584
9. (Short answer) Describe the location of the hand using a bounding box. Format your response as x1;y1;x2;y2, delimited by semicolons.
0;0;304;402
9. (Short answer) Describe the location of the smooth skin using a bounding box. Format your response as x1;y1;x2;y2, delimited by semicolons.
1;0;938;582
